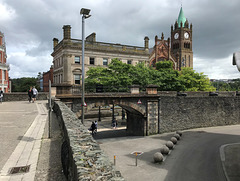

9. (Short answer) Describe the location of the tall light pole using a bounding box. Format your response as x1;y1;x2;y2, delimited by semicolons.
80;8;91;124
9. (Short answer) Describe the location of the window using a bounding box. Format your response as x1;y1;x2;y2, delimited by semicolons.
75;56;80;64
74;74;81;84
189;55;191;66
3;70;5;80
127;60;132;64
103;58;108;66
90;57;95;65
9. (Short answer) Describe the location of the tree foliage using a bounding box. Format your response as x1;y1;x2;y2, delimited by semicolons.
11;77;40;92
85;59;215;92
178;67;215;91
211;79;240;91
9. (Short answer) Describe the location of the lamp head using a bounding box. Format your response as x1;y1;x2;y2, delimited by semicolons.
80;8;91;15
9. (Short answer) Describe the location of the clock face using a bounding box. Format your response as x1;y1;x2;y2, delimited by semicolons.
184;32;189;39
174;33;179;39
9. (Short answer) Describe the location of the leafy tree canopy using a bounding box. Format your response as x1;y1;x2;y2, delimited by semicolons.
178;67;215;91
11;77;40;92
211;79;240;91
85;59;216;92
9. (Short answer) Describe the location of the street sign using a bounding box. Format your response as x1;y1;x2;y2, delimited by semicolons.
137;99;142;104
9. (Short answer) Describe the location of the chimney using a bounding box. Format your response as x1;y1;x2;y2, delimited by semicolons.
86;32;96;42
62;25;71;39
144;36;149;50
53;38;59;48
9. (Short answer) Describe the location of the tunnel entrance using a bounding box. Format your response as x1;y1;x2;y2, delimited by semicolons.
83;103;147;138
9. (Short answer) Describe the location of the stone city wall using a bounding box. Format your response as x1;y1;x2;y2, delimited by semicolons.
3;92;48;101
52;100;124;181
160;96;240;133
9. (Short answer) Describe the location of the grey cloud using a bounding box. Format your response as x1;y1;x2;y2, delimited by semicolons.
1;0;239;79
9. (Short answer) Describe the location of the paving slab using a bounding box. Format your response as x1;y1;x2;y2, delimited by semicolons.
0;101;48;181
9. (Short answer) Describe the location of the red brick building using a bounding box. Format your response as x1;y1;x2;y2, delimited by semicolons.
43;66;53;92
0;31;10;92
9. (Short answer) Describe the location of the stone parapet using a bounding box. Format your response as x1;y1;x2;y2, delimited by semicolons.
3;92;48;101
52;101;125;181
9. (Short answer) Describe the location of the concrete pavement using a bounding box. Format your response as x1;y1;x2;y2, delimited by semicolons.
0;101;48;181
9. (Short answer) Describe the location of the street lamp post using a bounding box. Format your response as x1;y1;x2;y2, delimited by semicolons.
80;8;91;124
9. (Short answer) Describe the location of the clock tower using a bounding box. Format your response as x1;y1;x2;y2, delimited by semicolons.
171;7;193;70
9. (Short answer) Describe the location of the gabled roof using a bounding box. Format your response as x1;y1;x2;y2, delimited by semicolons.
177;7;186;27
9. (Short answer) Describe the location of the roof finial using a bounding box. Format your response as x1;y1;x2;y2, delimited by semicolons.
181;0;183;7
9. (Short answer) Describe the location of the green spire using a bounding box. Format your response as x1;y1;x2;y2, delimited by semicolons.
177;7;186;27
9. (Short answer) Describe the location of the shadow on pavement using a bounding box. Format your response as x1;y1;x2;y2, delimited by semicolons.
94;129;127;139
34;111;67;181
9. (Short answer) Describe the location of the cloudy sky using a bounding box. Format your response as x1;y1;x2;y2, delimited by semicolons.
0;0;240;79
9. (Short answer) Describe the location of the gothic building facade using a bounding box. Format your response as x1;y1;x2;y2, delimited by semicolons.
149;7;193;70
0;31;10;93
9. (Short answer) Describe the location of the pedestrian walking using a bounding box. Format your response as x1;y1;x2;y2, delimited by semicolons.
115;119;118;128
89;121;97;135
0;89;3;104
112;118;116;129
32;86;38;103
95;120;98;132
28;86;33;103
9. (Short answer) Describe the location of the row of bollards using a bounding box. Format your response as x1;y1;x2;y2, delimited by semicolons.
153;130;183;163
112;131;183;166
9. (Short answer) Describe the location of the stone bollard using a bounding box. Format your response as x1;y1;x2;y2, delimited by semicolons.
171;137;178;144
153;152;163;163
176;131;183;136
160;145;170;155
173;133;181;140
166;141;174;149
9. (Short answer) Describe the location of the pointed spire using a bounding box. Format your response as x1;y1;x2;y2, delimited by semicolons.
161;32;164;40
177;7;186;28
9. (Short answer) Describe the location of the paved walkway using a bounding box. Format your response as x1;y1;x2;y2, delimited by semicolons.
0;101;48;181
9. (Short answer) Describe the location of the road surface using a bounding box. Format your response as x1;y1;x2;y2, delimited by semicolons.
97;124;240;181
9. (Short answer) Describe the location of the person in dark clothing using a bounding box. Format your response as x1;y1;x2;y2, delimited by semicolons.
28;87;33;103
0;89;3;103
90;121;97;135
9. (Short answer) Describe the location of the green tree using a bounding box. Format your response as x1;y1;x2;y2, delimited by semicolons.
85;59;215;92
11;77;40;92
211;79;240;91
178;67;215;91
155;61;182;91
86;59;133;92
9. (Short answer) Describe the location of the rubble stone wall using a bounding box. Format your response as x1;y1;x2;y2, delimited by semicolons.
53;100;124;181
160;96;240;133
